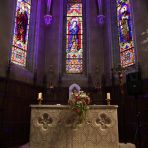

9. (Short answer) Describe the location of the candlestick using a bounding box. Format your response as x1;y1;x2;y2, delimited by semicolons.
106;92;111;105
37;92;43;104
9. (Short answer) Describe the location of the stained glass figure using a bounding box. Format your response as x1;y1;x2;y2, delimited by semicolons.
66;1;83;73
117;0;135;67
11;0;31;66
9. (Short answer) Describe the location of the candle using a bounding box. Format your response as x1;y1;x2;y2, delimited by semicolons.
107;93;110;100
38;92;42;99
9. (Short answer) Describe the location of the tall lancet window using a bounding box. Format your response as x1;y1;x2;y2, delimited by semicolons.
11;0;31;66
116;0;136;67
65;0;84;74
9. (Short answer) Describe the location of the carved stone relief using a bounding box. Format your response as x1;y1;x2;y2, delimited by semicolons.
30;105;119;148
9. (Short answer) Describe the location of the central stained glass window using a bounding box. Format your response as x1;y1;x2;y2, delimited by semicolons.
66;0;83;73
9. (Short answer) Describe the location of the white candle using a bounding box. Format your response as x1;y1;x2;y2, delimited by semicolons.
38;92;42;99
107;93;110;100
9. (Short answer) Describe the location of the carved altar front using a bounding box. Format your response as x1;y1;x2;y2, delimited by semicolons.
30;105;119;148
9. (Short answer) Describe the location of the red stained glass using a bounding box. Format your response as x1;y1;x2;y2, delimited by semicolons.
11;0;31;66
11;46;27;66
120;48;135;67
66;59;83;73
67;4;82;16
66;1;83;73
116;0;136;67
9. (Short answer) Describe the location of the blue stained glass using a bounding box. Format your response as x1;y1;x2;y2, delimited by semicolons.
117;0;135;67
11;0;31;66
66;1;83;73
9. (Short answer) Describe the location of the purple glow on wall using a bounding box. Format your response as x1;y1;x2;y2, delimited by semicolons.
97;0;105;25
44;14;52;26
97;15;105;25
33;0;41;69
44;0;53;26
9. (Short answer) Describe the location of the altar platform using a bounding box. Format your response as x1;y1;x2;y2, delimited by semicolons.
30;105;119;148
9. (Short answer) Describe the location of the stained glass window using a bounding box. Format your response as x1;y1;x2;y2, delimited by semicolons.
66;0;83;73
11;0;31;66
116;0;135;67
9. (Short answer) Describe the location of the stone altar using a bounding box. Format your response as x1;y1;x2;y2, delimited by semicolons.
30;105;119;148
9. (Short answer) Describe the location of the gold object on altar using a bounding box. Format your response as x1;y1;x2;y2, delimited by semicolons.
106;98;111;105
106;92;111;105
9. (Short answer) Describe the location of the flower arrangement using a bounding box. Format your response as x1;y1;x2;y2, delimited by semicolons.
68;90;91;122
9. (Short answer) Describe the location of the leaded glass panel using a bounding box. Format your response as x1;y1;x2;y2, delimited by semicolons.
66;1;83;73
116;0;135;67
11;0;31;66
